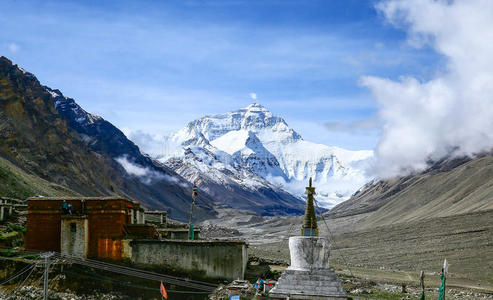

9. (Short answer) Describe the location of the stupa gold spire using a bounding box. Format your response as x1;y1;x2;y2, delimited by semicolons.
302;177;318;236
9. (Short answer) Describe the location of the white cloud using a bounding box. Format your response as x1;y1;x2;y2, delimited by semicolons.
115;155;183;185
8;43;19;53
125;130;166;157
115;156;150;177
122;129;182;159
363;0;493;178
249;92;257;100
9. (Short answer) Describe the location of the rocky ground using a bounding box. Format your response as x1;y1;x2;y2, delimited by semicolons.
340;275;493;300
2;197;491;299
0;285;122;300
0;260;206;300
211;208;493;300
247;210;493;281
199;224;241;239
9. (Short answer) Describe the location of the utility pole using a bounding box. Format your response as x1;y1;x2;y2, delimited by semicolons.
420;270;425;300
188;185;198;240
40;252;54;300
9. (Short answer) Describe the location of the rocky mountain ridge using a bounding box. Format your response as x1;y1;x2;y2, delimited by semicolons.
0;56;215;221
162;103;373;208
329;152;493;229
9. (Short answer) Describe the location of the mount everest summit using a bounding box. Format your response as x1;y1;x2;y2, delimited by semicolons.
156;103;373;209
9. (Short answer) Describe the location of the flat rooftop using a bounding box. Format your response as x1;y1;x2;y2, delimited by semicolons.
131;239;247;246
27;196;138;204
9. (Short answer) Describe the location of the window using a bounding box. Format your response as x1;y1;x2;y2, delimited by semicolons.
70;222;77;233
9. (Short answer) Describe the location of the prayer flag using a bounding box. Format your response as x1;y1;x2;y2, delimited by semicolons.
160;281;168;299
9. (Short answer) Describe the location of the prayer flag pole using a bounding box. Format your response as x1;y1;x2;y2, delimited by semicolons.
420;270;425;300
188;185;198;240
438;259;448;300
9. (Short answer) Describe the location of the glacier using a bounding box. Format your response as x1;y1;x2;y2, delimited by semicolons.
159;103;373;208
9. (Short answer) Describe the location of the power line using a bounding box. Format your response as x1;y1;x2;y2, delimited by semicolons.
313;198;354;278
0;247;217;292
5;264;37;299
63;267;211;295
0;263;35;286
50;252;216;291
277;218;297;254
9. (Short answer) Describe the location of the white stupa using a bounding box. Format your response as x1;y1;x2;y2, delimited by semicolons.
269;178;349;299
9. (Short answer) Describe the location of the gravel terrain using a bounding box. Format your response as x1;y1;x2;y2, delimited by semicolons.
243;209;493;299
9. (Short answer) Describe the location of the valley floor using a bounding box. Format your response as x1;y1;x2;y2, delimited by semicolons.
239;209;493;299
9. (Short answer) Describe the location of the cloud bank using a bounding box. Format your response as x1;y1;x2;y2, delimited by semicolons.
362;0;493;178
115;155;182;185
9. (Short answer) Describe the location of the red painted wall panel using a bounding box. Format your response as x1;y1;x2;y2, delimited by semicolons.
25;198;138;260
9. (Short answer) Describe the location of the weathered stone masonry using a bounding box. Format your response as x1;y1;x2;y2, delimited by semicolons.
127;239;248;281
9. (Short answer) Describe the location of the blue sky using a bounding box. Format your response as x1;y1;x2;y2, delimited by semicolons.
0;0;441;150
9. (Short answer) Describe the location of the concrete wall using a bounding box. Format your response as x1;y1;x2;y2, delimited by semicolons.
61;216;88;258
129;240;248;281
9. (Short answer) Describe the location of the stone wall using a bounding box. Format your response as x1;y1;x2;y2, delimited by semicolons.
128;240;248;281
61;216;88;258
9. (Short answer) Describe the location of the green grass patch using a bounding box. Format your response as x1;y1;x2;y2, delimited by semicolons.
6;224;25;233
0;231;20;241
0;248;17;257
20;254;40;260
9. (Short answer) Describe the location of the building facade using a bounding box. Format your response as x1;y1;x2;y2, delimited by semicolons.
0;197;25;221
25;196;154;259
25;196;249;281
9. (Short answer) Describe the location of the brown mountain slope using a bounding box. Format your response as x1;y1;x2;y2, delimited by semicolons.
0;56;216;221
330;153;493;230
0;58;115;195
0;155;79;199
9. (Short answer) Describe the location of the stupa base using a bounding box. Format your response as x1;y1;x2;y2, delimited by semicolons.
269;268;349;300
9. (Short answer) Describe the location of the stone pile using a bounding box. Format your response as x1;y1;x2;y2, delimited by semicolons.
0;286;122;300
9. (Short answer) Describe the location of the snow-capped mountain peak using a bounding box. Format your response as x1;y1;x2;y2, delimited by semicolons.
172;103;301;146
44;86;102;126
161;103;373;208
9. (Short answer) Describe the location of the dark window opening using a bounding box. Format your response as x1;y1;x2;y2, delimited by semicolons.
70;222;77;233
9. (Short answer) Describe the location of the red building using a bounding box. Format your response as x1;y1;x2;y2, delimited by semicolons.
25;196;156;259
